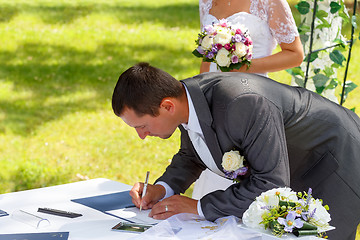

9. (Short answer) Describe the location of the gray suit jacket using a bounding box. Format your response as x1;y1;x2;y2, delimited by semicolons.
156;72;360;239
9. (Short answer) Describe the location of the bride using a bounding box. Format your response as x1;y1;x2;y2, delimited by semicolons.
193;0;304;200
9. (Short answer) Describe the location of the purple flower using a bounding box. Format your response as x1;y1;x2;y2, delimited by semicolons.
206;52;215;59
277;211;304;232
224;166;248;179
204;25;216;35
231;55;239;64
196;46;205;55
232;34;243;43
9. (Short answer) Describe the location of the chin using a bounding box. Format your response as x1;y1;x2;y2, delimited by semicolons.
160;134;172;139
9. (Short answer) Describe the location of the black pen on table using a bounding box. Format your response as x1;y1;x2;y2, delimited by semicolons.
139;171;150;211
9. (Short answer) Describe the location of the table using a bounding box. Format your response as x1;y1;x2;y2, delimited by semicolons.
0;178;319;240
0;178;136;240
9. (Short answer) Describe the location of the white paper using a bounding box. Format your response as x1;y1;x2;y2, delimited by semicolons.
106;207;162;225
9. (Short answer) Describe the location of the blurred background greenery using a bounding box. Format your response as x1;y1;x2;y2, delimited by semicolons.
0;0;359;235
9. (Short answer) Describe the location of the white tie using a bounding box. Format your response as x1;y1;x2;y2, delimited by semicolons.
187;130;224;177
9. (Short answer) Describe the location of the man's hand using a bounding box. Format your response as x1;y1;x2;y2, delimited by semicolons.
149;195;198;220
129;182;166;210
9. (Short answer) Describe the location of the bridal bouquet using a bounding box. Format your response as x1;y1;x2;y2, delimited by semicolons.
242;187;334;238
192;19;253;72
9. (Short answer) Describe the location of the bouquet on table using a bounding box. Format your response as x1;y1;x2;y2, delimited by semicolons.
242;187;334;238
192;19;253;72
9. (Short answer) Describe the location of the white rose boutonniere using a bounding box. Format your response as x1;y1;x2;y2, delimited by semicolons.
222;150;248;181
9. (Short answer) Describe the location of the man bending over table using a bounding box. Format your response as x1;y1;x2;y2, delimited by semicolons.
112;62;360;240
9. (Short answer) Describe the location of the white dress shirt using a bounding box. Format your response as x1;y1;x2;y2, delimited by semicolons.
157;84;224;218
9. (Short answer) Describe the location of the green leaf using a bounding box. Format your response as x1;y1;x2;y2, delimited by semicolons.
344;81;358;96
230;62;243;70
325;79;338;90
333;38;347;49
286;67;304;77
313;74;329;87
294;76;305;87
316;22;332;29
279;200;296;208
219;66;230;72
300;35;309;46
296;1;311;15
304;52;318;62
339;12;350;23
293;230;319;237
330;50;346;66
316;10;328;19
316;86;325;94
330;2;341;14
300;221;318;230
192;49;203;58
324;66;335;77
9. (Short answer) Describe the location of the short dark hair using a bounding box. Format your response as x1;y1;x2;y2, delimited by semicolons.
112;62;183;117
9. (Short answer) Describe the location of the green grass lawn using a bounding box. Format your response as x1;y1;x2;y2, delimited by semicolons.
0;0;359;236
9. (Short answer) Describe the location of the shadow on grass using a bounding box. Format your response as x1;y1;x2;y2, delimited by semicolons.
0;41;197;136
0;2;199;28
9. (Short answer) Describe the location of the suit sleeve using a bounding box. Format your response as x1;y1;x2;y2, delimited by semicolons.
201;93;291;221
155;126;207;194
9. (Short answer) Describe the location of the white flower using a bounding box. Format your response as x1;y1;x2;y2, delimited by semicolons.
242;200;268;229
213;26;232;45
256;187;297;208
308;199;333;232
221;150;244;171
216;48;231;67
234;42;247;57
201;35;213;51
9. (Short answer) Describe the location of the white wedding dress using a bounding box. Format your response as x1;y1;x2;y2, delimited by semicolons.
192;0;299;200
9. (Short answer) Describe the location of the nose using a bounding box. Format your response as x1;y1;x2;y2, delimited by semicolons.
136;128;149;140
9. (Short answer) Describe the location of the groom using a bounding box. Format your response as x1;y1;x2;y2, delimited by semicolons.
112;62;360;240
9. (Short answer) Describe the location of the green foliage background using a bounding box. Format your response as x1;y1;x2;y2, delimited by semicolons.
1;0;359;190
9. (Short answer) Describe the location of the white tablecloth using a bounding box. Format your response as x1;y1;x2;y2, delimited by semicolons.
0;178;319;240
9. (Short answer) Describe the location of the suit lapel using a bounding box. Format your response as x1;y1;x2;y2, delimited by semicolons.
181;77;224;173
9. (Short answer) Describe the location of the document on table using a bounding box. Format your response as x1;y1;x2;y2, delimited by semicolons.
106;207;161;225
71;190;161;224
71;191;135;212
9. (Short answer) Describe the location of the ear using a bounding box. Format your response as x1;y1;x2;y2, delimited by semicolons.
160;98;175;113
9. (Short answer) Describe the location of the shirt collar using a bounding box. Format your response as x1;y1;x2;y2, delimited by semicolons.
181;84;202;135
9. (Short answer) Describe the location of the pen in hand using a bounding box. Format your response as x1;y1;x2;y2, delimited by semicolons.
139;171;150;211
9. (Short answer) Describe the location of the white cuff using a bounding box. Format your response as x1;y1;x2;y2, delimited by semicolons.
197;200;205;218
155;181;174;200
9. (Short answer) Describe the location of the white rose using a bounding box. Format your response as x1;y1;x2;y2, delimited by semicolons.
213;27;232;45
221;150;244;171
242;200;268;229
216;48;231;67
235;42;247;57
201;35;213;51
308;199;333;232
257;187;297;207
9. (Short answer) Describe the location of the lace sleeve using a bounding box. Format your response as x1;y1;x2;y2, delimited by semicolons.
251;0;299;44
199;0;212;30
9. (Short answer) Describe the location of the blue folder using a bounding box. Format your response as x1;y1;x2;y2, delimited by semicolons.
0;232;69;240
71;191;135;212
